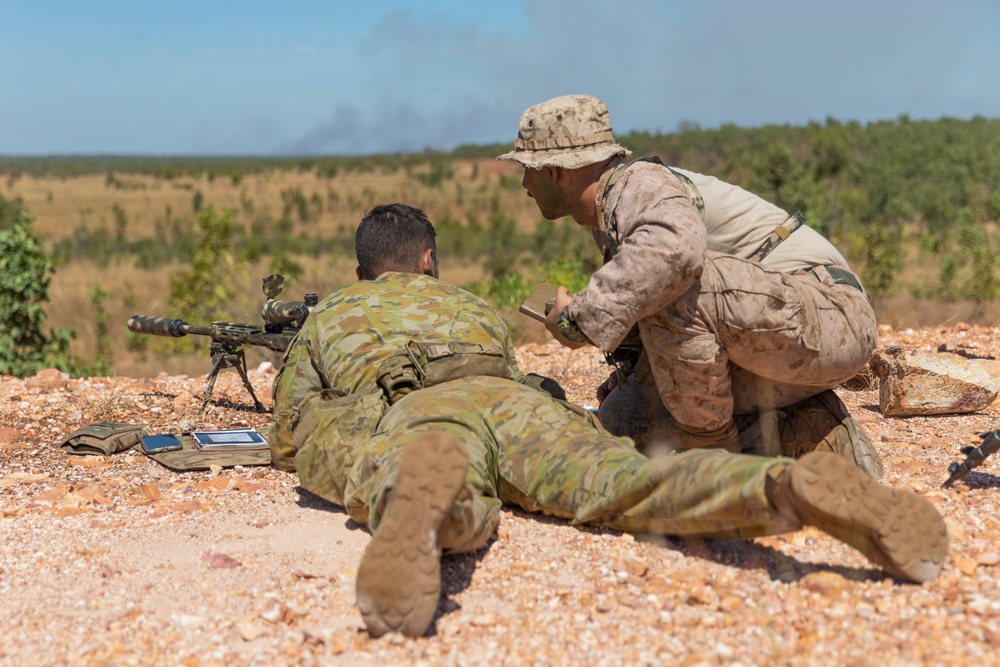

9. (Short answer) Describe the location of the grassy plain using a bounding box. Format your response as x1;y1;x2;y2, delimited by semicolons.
5;157;1000;378
3;158;552;377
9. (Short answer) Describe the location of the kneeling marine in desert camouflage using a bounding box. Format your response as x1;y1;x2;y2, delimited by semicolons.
499;95;882;478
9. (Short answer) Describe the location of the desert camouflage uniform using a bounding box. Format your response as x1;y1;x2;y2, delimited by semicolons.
270;272;800;552
573;161;877;448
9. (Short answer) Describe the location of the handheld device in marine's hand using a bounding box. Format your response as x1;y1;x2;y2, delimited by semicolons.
519;282;558;323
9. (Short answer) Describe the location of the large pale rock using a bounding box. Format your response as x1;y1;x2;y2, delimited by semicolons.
873;347;999;416
24;368;69;391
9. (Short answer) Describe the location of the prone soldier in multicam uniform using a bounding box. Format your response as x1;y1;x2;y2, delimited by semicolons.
499;95;883;478
270;203;946;639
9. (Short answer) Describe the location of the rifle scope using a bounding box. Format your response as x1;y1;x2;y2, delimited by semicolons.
260;300;312;326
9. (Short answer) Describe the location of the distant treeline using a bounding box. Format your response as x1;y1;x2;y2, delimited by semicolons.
0;152;447;182
465;115;1000;304
4;114;1000;304
4;115;1000;377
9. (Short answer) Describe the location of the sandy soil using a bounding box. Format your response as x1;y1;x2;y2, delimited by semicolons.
2;325;1000;666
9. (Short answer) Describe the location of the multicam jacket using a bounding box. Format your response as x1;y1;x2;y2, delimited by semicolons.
269;272;528;468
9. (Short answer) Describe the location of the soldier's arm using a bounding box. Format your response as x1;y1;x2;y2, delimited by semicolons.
569;169;707;352
269;334;327;471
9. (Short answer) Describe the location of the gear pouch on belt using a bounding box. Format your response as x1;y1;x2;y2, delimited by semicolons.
377;340;511;404
294;383;386;506
60;422;147;456
412;340;510;386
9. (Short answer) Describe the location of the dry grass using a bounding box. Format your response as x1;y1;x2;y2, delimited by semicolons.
9;157;1000;377
4;158;537;376
11;159;536;241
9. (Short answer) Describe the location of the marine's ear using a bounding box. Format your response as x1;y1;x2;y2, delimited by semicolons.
356;265;364;281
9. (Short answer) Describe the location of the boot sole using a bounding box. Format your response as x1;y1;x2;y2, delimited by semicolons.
355;433;468;637
789;451;948;583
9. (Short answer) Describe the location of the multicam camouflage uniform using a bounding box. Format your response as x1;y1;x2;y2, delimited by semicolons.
579;161;877;453
270;272;801;550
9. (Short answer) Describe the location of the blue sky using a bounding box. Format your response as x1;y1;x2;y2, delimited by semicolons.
2;0;998;156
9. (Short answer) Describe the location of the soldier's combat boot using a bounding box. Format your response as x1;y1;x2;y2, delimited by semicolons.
766;451;948;583
780;389;884;479
355;433;468;638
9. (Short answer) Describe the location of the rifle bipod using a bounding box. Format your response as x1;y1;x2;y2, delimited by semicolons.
199;341;267;417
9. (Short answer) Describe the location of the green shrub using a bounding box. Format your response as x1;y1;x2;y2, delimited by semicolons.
0;195;78;377
168;207;250;325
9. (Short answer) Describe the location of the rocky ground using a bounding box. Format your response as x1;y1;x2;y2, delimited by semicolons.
2;324;1000;666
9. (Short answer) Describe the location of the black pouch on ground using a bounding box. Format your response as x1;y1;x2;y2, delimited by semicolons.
60;422;148;456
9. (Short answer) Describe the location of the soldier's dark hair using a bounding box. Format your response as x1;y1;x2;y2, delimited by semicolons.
355;203;438;280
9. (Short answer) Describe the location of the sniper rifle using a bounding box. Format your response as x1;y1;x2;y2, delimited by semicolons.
127;273;318;416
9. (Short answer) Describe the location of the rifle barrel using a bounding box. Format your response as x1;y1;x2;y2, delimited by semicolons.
128;315;197;338
128;315;293;352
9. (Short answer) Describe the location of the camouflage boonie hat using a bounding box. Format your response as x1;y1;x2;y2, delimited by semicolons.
497;95;632;169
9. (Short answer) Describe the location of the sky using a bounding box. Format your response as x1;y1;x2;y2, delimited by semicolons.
2;0;999;156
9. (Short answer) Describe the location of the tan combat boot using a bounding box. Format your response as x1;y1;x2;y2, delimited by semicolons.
779;389;884;479
355;433;469;638
766;451;948;583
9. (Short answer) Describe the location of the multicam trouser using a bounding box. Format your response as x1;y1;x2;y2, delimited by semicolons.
602;256;877;443
293;375;799;553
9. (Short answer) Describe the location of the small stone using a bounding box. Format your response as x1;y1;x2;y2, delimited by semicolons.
101;560;123;578
685;589;716;606
955;555;978;576
131;484;162;506
612;556;649;577
171;615;203;628
719;595;743;612
976;552;1000;566
260;602;295;625
34;486;69;504
645;578;674;596
202;552;242;569
194;477;230;493
236;621;268;641
944;518;967;542
24;369;69;391
0;428;22;445
470;613;497;626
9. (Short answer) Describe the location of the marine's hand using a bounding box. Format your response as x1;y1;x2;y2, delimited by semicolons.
596;370;619;404
545;286;587;349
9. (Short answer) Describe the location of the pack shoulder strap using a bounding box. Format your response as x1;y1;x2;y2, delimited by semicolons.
602;157;705;223
600;157;803;264
600;157;706;256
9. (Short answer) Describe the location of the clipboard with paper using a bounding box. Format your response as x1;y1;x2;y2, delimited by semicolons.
518;282;557;323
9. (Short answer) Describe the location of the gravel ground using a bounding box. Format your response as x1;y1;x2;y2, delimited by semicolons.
2;324;1000;666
